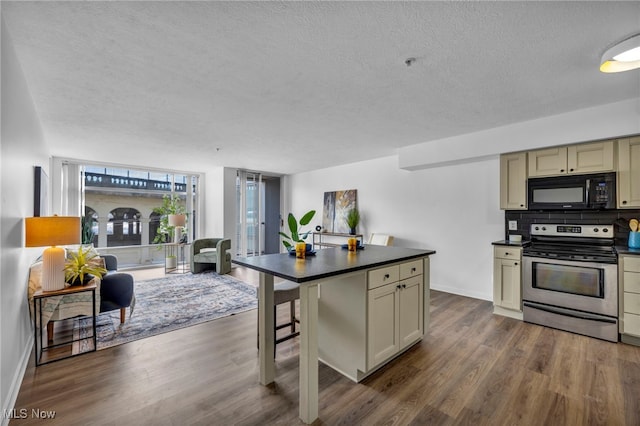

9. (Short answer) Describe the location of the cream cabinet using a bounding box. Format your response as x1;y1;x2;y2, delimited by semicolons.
493;246;522;319
500;152;527;210
528;140;615;177
317;258;427;382
617;136;640;208
619;255;640;344
367;274;423;370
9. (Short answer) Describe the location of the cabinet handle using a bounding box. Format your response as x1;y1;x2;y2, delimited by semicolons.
402;284;407;289
411;267;416;273
570;168;574;172
623;200;628;205
514;262;518;266
384;274;390;279
396;285;401;290
520;204;524;207
560;169;565;172
505;252;510;256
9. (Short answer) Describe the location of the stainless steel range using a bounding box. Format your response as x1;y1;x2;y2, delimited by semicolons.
522;224;618;342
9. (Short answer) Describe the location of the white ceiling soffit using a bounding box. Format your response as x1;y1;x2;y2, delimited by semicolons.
2;1;639;174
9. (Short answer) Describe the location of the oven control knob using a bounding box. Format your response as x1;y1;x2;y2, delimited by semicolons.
534;226;540;231
603;228;609;233
594;228;599;232
542;227;547;231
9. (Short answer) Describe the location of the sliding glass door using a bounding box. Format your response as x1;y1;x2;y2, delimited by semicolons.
236;170;263;257
236;170;282;257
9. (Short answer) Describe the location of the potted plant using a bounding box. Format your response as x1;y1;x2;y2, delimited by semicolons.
345;208;360;235
81;215;96;246
279;210;316;252
152;194;188;244
64;246;107;286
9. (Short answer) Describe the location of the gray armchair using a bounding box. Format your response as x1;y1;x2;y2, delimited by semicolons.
191;238;232;274
100;254;135;323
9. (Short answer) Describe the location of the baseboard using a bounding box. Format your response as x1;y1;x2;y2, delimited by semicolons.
621;333;640;347
430;283;492;302
493;305;524;320
2;340;32;426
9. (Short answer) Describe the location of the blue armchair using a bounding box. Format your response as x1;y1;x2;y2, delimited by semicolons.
191;238;232;274
100;254;135;323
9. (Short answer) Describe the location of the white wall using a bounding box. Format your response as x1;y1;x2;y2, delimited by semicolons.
288;155;504;300
1;17;50;421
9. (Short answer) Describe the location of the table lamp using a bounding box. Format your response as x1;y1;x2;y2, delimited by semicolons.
168;214;186;243
25;216;81;291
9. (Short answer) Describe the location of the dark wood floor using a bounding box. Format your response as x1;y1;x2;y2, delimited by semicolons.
11;267;640;425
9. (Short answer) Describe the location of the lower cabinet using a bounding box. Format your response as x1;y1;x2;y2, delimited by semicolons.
619;255;640;344
318;258;427;382
367;275;423;370
493;246;523;319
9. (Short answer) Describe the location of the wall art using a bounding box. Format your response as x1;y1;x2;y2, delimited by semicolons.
34;166;48;217
322;189;357;233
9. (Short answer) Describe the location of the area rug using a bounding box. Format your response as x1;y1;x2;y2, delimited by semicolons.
74;271;257;351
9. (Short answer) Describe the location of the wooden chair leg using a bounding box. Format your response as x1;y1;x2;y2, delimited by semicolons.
47;321;54;343
120;308;126;324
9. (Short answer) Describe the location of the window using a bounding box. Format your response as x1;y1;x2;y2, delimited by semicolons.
79;163;199;249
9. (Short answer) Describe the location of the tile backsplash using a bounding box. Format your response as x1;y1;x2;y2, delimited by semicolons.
504;209;640;244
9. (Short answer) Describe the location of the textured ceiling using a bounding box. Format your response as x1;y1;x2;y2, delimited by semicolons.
2;1;639;174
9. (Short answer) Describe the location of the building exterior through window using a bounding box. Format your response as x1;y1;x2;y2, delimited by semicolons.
82;165;198;267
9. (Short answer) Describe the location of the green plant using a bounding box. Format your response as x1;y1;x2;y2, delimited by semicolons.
81;215;96;245
152;194;187;244
345;208;360;231
279;210;316;250
64;246;107;284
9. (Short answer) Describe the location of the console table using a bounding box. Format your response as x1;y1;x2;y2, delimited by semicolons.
233;245;435;423
312;232;363;249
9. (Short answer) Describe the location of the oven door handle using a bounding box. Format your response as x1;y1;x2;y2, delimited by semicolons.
585;178;590;207
523;301;617;324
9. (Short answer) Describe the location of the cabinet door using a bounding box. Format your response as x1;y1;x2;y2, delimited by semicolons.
500;153;527;210
567;140;615;174
399;276;423;349
493;258;521;311
618;136;640;208
528;147;568;177
367;283;399;369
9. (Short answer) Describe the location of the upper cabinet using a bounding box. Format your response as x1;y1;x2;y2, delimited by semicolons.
527;147;567;177
500;152;527;210
528;140;615;177
618;136;640;208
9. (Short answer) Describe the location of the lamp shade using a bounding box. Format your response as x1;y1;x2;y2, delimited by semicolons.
25;216;81;247
600;33;640;73
168;214;186;227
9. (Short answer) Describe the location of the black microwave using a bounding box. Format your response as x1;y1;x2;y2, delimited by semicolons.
527;172;616;210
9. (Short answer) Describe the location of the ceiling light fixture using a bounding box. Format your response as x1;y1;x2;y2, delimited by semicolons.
600;33;640;73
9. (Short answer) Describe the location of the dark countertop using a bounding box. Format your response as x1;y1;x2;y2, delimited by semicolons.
492;240;530;247
233;245;436;284
616;246;640;256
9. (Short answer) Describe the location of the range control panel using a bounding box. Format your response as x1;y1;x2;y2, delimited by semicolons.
530;224;614;238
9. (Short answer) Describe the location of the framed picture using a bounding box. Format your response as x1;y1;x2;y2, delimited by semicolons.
34;166;48;217
322;189;357;233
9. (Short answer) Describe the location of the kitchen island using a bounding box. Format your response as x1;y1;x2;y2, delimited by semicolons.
233;245;436;424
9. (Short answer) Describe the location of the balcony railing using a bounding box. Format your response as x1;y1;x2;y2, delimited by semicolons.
85;172;187;193
96;243;184;269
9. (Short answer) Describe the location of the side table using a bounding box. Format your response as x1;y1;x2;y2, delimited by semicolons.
33;283;97;366
165;243;191;274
